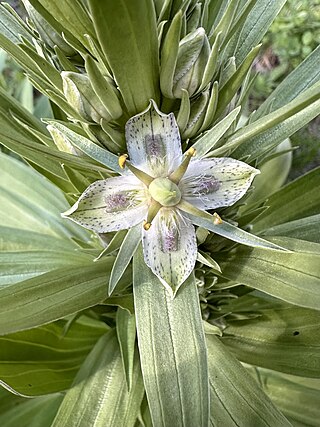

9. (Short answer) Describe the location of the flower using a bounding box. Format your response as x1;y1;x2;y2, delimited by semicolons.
62;101;259;295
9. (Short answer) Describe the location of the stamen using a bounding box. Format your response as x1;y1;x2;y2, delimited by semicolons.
169;147;196;184
213;212;223;224
118;154;154;186
144;200;162;230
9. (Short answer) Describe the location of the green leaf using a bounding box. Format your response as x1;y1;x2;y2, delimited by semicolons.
51;331;144;427
255;45;320;119
249;368;320;426
0;3;32;43
109;225;141;295
265;215;320;244
252;167;320;232
214;83;320;160
216;238;320;310
191;106;241;157
0;152;89;241
187;213;288;251
233;0;287;66
0;258;116;335
116;307;136;391
0;389;62;427
45;120;122;173
207;335;291;427
89;0;160;115
0;317;108;396
221;303;320;378
133;247;209;427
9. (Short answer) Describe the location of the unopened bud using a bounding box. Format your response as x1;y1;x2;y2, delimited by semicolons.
173;28;210;99
61;71;113;123
47;125;80;155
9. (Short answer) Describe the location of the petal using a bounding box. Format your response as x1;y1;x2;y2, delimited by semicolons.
62;176;148;233
125;100;182;177
179;158;260;210
142;207;197;295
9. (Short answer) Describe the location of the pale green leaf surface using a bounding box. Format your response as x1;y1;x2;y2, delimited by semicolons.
89;0;160;115
252;167;320;232
0;4;32;43
255;45;320;119
51;331;144;427
249;368;320;427
116;307;136;391
233;0;287;65
217;238;320;310
0;318;108;396
133;247;209;427
0;152;89;241
187;213;287;251
45;120;122;173
207;335;291;427
192;106;241;157
109;225;141;295
0;390;62;427
265;215;320;243
221;304;320;378
0;258;115;335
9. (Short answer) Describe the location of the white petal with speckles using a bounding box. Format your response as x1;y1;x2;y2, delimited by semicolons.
142;208;197;295
62;176;148;233
125;100;182;177
179;158;260;210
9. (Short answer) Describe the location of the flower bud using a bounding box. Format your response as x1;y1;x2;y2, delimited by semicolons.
21;0;76;57
47;125;81;156
173;28;210;99
61;71;113;123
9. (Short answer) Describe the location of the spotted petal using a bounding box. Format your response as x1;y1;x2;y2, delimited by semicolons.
179;158;260;210
62;176;148;233
125;100;182;177
142;208;197;296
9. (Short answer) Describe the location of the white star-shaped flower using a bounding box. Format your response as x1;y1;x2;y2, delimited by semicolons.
63;101;259;295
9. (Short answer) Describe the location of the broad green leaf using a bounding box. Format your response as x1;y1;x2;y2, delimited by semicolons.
0;389;62;427
187;213;288;251
45;120;122;173
89;0;160;115
0;3;32;43
133;247;209;427
249;368;320;427
0;249;93;285
207;335;291;427
221;302;320;378
252;167;320;232
0;258;117;335
216;238;320;310
116;307;136;390
191;106;241;157
0;152;89;241
255;45;320;119
265;215;320;244
51;331;144;427
233;0;287;66
215;83;320;160
109;225;141;295
0;317;108;396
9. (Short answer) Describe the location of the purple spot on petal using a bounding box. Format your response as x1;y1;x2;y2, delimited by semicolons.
105;192;130;213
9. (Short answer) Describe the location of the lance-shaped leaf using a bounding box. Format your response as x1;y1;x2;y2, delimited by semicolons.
133;247;209;427
221;303;320;378
216;237;320;310
0;318;108;396
51;331;144;427
89;0;160;115
265;214;320;244
207;335;292;427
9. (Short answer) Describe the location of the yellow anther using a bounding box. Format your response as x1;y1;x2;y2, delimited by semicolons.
118;154;128;169
186;147;196;157
143;221;152;231
213;213;223;225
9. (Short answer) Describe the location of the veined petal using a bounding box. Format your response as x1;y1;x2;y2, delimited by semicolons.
142;208;197;296
180;158;260;210
125;100;182;177
62;176;148;233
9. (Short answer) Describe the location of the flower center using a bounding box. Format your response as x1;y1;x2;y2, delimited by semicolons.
148;178;181;206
